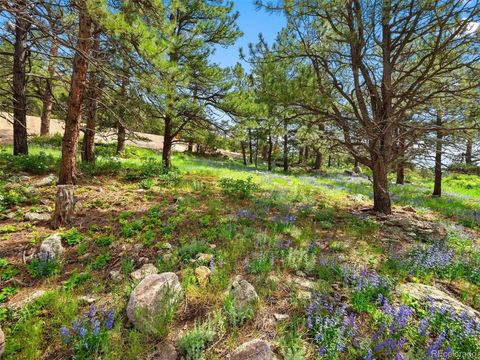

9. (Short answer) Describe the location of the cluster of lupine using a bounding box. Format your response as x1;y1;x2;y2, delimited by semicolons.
60;305;114;359
273;213;297;226
402;242;456;274
341;265;391;292
306;293;357;358
235;209;258;221
366;295;413;359
366;295;480;359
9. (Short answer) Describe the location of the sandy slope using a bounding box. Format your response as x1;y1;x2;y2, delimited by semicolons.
0;112;188;151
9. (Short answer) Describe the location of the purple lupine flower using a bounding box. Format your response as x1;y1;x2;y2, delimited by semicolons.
60;326;71;343
92;320;100;336
79;327;87;337
88;304;97;318
106;308;114;330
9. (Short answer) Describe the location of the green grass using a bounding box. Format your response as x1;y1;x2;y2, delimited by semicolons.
0;142;479;359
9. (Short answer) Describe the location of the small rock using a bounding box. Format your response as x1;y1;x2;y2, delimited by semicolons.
127;273;183;334
230;276;259;309
24;212;51;222
153;342;177;360
0;327;4;358
296;290;312;301
110;270;124;282
353;194;366;202
35;174;58;187
8;289;46;310
194;266;211;287
195;253;213;263
138;257;149;264
287;275;317;291
231;339;274;360
78;295;97;304
273;313;289;321
38;233;64;260
162;242;173;250
133;243;144;252
130;263;159;281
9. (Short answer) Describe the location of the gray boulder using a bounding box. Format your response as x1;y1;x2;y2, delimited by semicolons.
127;273;183;334
397;283;480;323
229;276;258;309
231;339;274;360
38;233;64;260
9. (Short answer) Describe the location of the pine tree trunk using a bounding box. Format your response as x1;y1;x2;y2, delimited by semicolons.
328;155;332;167
372;154;392;214
465;138;473;165
304;146;309;161
241;141;247;166
396;162;405;185
298;146;304;164
353;158;362;174
81;29;100;164
40;39;57;136
314;149;322;170
54;2;92;227
58;2;92;184
267;134;273;171
432;112;443;197
254;137;259;168
162;116;173;168
116;122;126;154
13;1;30;155
248;129;253;164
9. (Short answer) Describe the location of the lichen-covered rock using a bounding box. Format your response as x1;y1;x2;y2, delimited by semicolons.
38;233;64;260
195;253;213;264
194;266;211;287
34;174;58;187
8;289;46;310
153;342;177;360
24;212;51;222
130;263;158;281
127;273;183;334
231;339;274;360
397;283;480;323
229;276;258;309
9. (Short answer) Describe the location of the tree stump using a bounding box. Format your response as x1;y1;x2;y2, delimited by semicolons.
52;185;75;228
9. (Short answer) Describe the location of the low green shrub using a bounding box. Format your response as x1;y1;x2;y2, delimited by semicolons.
219;176;257;199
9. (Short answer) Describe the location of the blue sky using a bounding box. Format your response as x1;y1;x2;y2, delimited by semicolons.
212;1;286;68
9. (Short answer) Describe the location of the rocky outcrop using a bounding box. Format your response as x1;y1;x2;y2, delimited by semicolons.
397;283;480;323
384;218;447;243
231;339;275;360
126;273;183;334
38;233;64;260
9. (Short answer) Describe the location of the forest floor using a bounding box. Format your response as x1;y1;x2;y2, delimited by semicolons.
1;143;480;359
